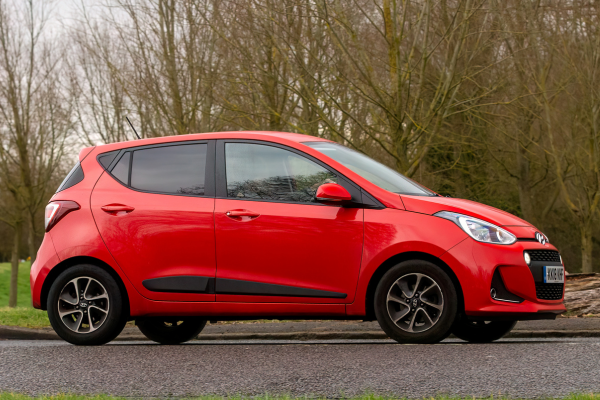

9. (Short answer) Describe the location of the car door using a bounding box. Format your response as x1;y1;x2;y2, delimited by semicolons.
214;140;364;304
91;140;216;302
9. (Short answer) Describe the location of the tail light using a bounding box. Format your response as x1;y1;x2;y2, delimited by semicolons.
45;201;80;232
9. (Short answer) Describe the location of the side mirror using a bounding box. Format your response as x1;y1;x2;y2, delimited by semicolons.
315;183;352;203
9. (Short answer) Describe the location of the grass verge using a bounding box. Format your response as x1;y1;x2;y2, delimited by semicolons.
0;307;50;328
0;262;32;307
0;261;51;328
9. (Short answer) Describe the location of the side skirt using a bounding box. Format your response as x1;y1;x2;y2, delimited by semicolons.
135;301;347;318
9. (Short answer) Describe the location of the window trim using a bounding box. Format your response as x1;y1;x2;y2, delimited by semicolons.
215;139;383;208
96;140;216;198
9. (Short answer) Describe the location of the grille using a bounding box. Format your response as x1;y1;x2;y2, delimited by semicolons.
527;250;561;263
535;283;564;300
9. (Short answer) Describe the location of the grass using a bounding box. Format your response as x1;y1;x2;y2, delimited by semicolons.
0;261;32;307
0;306;50;328
1;394;600;400
0;261;51;328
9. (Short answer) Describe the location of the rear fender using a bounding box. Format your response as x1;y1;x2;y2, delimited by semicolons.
44;147;145;315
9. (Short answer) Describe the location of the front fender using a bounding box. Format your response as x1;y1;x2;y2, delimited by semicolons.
347;208;469;316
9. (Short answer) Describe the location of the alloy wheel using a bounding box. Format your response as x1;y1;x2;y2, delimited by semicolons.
57;276;110;334
386;272;444;333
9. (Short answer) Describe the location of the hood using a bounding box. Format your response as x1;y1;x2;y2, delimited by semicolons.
401;195;532;227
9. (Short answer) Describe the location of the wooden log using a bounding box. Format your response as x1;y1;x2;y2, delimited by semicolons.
565;275;600;315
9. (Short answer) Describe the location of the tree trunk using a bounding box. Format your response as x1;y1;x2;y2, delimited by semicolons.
27;213;37;265
8;223;21;308
581;222;594;273
516;142;538;227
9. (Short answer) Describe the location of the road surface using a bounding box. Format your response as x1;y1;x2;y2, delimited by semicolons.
1;337;598;398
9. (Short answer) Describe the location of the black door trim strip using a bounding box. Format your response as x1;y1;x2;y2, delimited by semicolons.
142;276;213;294
142;276;347;299
216;278;347;299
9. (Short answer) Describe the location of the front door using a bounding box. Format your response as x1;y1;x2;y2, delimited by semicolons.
214;141;364;304
91;141;216;302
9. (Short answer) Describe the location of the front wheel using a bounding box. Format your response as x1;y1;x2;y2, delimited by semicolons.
136;317;207;344
374;260;457;344
452;319;517;343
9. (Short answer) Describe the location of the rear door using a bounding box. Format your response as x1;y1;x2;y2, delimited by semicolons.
213;140;364;304
91;140;216;301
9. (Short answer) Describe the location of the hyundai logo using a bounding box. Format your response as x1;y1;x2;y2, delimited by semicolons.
535;232;547;245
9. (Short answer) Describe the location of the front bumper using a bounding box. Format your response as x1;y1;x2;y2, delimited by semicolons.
440;238;566;319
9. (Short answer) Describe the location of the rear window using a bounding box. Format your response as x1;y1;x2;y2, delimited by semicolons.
129;144;207;195
56;163;84;193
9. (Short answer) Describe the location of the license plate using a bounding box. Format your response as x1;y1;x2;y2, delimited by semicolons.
543;266;564;283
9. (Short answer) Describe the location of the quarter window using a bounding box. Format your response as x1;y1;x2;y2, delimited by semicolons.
225;143;337;203
110;152;130;185
56;162;84;193
128;144;207;195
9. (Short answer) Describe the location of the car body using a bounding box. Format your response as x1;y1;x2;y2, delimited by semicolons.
31;131;566;345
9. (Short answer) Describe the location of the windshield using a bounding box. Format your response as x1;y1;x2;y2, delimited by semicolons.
304;142;435;196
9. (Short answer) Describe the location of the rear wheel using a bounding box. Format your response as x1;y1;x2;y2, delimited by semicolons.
136;317;207;344
374;260;457;344
47;265;127;346
452;319;517;343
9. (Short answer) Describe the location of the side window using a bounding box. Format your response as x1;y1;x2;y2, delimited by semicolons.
130;144;207;195
225;143;337;203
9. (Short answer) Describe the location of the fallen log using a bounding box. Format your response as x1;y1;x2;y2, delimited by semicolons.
565;273;600;315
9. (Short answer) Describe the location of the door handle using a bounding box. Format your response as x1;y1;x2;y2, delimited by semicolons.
225;209;260;219
101;204;135;214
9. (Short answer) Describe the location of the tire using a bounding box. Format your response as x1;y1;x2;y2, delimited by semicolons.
374;260;457;344
136;317;207;344
452;319;517;343
47;264;127;346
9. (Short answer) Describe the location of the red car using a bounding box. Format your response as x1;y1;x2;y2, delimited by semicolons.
31;132;566;345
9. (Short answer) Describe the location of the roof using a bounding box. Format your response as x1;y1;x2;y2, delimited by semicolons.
92;130;330;152
210;131;331;143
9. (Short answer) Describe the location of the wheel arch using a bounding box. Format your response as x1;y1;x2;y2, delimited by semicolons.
40;255;130;318
364;251;465;320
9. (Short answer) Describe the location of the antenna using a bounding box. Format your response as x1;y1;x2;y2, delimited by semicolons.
125;117;141;140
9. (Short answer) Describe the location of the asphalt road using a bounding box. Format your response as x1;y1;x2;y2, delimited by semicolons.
1;338;599;398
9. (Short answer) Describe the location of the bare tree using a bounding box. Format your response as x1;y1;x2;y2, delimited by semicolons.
65;0;600;272
0;0;70;306
537;2;600;273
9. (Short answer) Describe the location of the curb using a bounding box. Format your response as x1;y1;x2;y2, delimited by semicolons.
0;325;60;340
197;331;389;341
2;325;600;341
506;330;600;338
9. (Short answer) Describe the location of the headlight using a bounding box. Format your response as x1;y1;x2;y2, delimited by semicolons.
435;211;517;245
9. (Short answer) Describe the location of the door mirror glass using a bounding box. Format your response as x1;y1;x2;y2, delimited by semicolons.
315;183;352;203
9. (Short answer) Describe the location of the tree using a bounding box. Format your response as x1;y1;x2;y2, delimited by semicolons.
0;0;70;306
